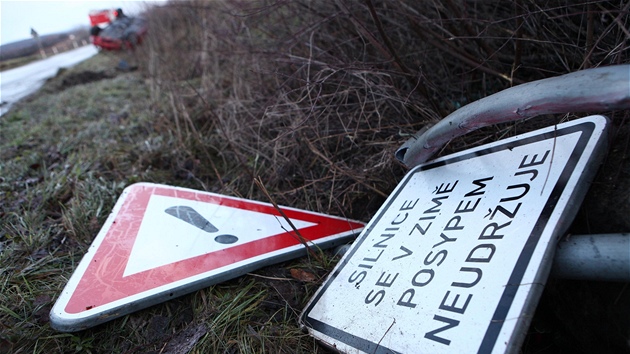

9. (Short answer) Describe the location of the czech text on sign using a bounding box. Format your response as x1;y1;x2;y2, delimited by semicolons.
50;183;364;332
301;116;608;354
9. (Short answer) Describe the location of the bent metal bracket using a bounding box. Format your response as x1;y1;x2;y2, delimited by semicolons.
396;65;630;168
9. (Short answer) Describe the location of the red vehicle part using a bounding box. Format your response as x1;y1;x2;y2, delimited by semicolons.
89;9;115;26
89;9;147;51
91;35;124;51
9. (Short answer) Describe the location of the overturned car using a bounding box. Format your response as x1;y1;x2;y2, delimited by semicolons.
89;9;147;51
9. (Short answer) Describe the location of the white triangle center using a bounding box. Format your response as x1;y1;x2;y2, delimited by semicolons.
123;194;316;276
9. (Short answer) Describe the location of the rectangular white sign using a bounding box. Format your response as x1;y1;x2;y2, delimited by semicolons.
301;116;608;354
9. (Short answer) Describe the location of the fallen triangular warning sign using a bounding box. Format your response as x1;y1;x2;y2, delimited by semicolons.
50;183;364;332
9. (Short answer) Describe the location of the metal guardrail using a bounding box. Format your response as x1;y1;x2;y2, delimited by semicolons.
395;65;630;282
396;65;630;168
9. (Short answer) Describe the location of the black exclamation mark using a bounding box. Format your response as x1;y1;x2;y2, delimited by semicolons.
165;206;239;244
165;206;218;233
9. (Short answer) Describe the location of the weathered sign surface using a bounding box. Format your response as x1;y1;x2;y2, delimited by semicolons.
50;183;364;332
301;116;609;353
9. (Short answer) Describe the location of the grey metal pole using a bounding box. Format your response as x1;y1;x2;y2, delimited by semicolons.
552;233;630;282
390;66;630;282
334;233;630;282
396;65;630;168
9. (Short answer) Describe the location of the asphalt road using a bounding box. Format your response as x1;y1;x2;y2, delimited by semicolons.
0;45;98;116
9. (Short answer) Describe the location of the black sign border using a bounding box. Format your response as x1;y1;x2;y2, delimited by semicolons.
301;120;601;353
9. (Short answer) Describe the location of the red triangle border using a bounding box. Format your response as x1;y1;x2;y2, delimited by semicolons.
65;183;364;314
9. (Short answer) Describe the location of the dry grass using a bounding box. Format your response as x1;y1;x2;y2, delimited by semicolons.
138;0;630;219
1;0;629;353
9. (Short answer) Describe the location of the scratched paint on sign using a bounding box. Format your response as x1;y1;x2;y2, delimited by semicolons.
124;194;315;276
50;183;365;332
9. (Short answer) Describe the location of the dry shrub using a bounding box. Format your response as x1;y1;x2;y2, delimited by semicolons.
137;0;629;222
